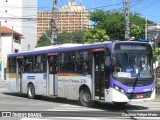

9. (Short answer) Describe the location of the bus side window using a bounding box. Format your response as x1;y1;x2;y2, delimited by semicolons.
8;57;16;73
75;51;90;74
33;55;45;72
24;56;34;72
59;52;75;71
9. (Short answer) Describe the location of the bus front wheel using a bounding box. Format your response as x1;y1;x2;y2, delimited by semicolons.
79;88;94;107
27;83;35;99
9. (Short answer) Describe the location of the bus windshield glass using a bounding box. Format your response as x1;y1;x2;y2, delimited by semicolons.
113;51;153;79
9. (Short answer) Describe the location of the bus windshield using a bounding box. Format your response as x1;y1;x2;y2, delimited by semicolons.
113;51;153;79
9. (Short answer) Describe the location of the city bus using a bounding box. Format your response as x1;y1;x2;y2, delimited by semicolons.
6;40;155;107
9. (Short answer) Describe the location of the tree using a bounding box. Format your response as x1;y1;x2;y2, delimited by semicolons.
130;24;142;39
90;10;125;40
90;10;154;40
84;27;109;43
36;30;85;47
36;30;51;47
130;13;153;39
58;31;85;44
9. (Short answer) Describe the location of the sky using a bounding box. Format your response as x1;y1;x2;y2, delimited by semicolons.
38;0;160;23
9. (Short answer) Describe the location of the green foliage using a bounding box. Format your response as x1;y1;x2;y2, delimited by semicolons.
131;13;153;39
130;24;142;39
90;10;125;40
156;48;160;53
90;10;106;25
153;48;160;63
151;48;160;63
57;32;72;43
84;27;109;43
36;30;85;47
90;10;154;40
58;31;85;44
36;30;51;47
153;54;158;63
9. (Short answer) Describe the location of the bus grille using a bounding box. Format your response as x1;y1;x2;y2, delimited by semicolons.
126;91;152;99
123;80;153;87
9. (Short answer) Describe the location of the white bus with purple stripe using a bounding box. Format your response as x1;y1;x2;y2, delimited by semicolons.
6;41;155;107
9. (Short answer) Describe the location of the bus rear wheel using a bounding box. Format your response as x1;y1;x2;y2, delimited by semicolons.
27;83;35;99
79;88;95;107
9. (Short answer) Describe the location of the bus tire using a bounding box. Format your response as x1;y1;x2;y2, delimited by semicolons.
79;87;95;107
27;83;35;99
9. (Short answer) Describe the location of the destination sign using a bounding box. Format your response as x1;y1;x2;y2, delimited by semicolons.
120;45;146;50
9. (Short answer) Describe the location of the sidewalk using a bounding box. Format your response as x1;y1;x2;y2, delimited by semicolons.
0;80;6;88
143;94;160;102
155;94;160;101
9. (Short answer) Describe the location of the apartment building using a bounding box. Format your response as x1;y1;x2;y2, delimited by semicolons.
37;0;89;40
0;0;37;51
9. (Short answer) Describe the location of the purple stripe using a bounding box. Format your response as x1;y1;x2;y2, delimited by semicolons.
112;78;155;93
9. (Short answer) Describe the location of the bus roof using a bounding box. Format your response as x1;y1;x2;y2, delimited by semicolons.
8;41;149;57
9;42;112;57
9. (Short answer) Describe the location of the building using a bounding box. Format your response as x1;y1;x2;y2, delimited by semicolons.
37;0;89;40
37;11;52;40
0;0;37;51
147;23;160;69
0;26;23;80
58;0;89;33
147;23;160;48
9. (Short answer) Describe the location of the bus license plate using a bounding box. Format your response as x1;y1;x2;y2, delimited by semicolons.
136;94;144;99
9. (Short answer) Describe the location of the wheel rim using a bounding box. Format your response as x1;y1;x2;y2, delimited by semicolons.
83;91;91;102
29;86;34;97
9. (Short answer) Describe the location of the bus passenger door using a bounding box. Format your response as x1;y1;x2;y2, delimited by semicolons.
93;49;110;100
16;58;23;92
47;54;58;96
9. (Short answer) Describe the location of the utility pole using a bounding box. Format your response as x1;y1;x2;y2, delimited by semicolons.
125;0;130;40
52;0;58;45
145;16;148;40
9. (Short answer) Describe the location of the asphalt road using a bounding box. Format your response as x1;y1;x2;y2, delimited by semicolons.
0;80;160;120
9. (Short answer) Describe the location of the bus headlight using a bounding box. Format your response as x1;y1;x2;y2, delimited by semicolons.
114;85;125;94
120;89;125;94
114;86;119;91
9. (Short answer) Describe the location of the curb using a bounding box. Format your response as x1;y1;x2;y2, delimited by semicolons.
144;96;160;102
144;100;160;102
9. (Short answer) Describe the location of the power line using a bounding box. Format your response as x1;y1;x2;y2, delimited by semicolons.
1;0;159;24
131;0;145;9
85;0;140;11
137;0;160;12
